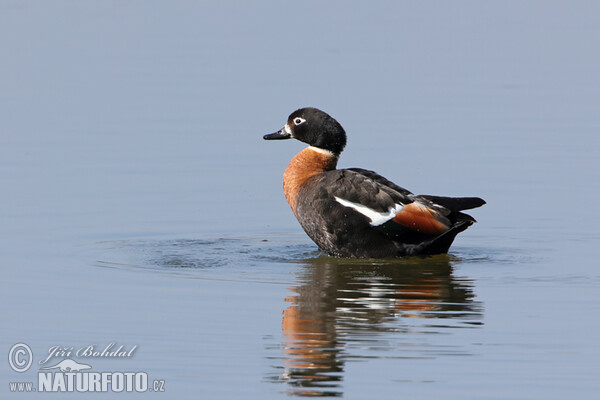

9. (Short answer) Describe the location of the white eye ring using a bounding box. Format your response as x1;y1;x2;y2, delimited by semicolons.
293;117;306;125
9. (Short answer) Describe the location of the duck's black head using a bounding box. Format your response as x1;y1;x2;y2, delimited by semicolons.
264;107;347;155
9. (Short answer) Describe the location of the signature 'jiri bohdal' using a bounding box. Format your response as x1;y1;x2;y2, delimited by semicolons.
39;343;137;365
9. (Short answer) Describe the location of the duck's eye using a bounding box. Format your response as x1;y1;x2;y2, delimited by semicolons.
293;117;306;125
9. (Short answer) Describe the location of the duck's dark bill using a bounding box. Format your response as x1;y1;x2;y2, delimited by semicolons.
263;129;291;140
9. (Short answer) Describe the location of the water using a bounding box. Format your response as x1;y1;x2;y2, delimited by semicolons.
1;1;599;399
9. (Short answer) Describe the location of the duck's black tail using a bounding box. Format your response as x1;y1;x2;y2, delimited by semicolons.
420;195;486;211
420;195;486;223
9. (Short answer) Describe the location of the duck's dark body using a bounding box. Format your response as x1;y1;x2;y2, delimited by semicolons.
264;107;485;258
295;168;482;257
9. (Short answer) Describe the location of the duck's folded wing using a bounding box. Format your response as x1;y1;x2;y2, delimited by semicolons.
347;168;414;197
325;169;451;235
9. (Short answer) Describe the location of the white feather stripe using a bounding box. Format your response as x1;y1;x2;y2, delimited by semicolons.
335;197;403;226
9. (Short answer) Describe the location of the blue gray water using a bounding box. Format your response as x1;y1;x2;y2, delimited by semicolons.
1;1;599;399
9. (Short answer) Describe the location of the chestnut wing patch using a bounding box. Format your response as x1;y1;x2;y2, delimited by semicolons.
392;202;450;235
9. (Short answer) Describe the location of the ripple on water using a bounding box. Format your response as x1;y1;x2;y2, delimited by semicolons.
91;233;319;284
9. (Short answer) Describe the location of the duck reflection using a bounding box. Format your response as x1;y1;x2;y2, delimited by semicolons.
276;255;482;397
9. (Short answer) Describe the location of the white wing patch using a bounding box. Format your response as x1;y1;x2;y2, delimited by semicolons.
335;197;403;226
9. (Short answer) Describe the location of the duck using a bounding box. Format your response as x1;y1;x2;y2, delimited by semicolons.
263;107;485;258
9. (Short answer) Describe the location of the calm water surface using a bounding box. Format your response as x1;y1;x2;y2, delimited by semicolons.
1;2;599;399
